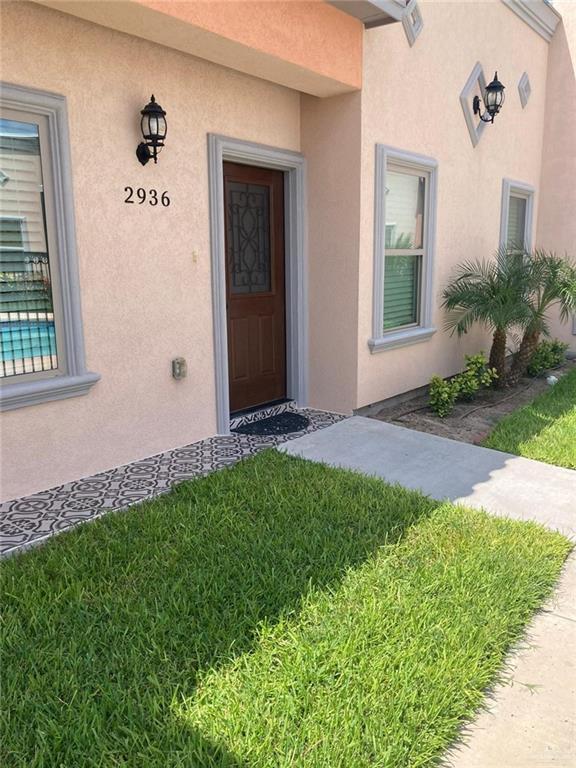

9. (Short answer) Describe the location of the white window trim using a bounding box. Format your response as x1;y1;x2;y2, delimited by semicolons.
370;144;437;353
0;82;99;411
499;178;535;254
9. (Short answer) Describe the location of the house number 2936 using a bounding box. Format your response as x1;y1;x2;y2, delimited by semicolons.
124;187;170;207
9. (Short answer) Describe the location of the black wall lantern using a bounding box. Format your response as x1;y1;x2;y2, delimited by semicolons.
473;72;505;124
136;95;167;165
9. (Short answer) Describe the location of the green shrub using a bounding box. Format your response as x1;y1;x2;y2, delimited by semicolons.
429;352;498;417
463;353;499;389
429;375;459;418
527;339;569;377
452;368;480;401
453;352;498;400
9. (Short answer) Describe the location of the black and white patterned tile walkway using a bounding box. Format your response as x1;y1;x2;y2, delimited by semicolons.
0;408;345;557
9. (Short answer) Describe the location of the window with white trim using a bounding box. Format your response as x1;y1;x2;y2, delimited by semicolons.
370;145;437;352
0;84;99;410
499;179;534;257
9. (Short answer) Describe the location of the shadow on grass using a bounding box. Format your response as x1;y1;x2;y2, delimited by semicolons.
484;368;576;459
1;450;436;767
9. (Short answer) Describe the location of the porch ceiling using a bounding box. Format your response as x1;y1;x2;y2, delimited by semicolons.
32;0;364;97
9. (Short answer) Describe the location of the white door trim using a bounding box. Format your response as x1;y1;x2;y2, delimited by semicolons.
207;134;308;434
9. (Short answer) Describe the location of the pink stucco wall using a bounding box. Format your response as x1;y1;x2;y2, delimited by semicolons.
301;91;361;414
536;2;576;350
0;1;300;500
141;0;363;90
355;0;551;409
35;0;363;96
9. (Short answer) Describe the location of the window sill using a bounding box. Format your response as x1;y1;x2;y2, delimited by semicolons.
368;326;436;353
0;371;100;411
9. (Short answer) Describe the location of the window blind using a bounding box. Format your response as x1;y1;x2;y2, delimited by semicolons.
383;169;425;331
383;255;420;329
507;195;527;251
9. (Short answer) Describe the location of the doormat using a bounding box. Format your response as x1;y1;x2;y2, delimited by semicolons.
232;411;310;436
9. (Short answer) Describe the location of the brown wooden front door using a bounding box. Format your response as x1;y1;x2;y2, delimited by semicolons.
224;162;286;413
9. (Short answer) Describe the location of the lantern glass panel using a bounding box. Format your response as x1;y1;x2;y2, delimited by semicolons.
156;115;167;139
148;116;159;137
485;88;497;108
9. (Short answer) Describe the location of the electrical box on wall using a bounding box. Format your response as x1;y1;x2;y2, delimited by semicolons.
172;358;187;380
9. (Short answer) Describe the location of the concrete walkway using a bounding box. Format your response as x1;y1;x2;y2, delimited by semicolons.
280;417;576;539
445;555;576;768
280;417;576;768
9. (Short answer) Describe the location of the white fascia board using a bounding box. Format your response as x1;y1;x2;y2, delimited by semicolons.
501;0;561;42
328;0;405;27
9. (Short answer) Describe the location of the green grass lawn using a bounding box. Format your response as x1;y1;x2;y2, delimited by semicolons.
1;451;570;768
484;367;576;469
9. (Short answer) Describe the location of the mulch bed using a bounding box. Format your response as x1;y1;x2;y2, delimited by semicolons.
370;360;576;446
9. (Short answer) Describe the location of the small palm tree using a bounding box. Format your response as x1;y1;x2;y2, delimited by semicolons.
506;250;576;385
441;254;531;384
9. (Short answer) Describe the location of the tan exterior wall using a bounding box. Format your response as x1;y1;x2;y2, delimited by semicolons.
301;91;361;414
536;2;576;350
0;1;300;500
35;0;363;96
140;0;363;90
356;0;550;408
